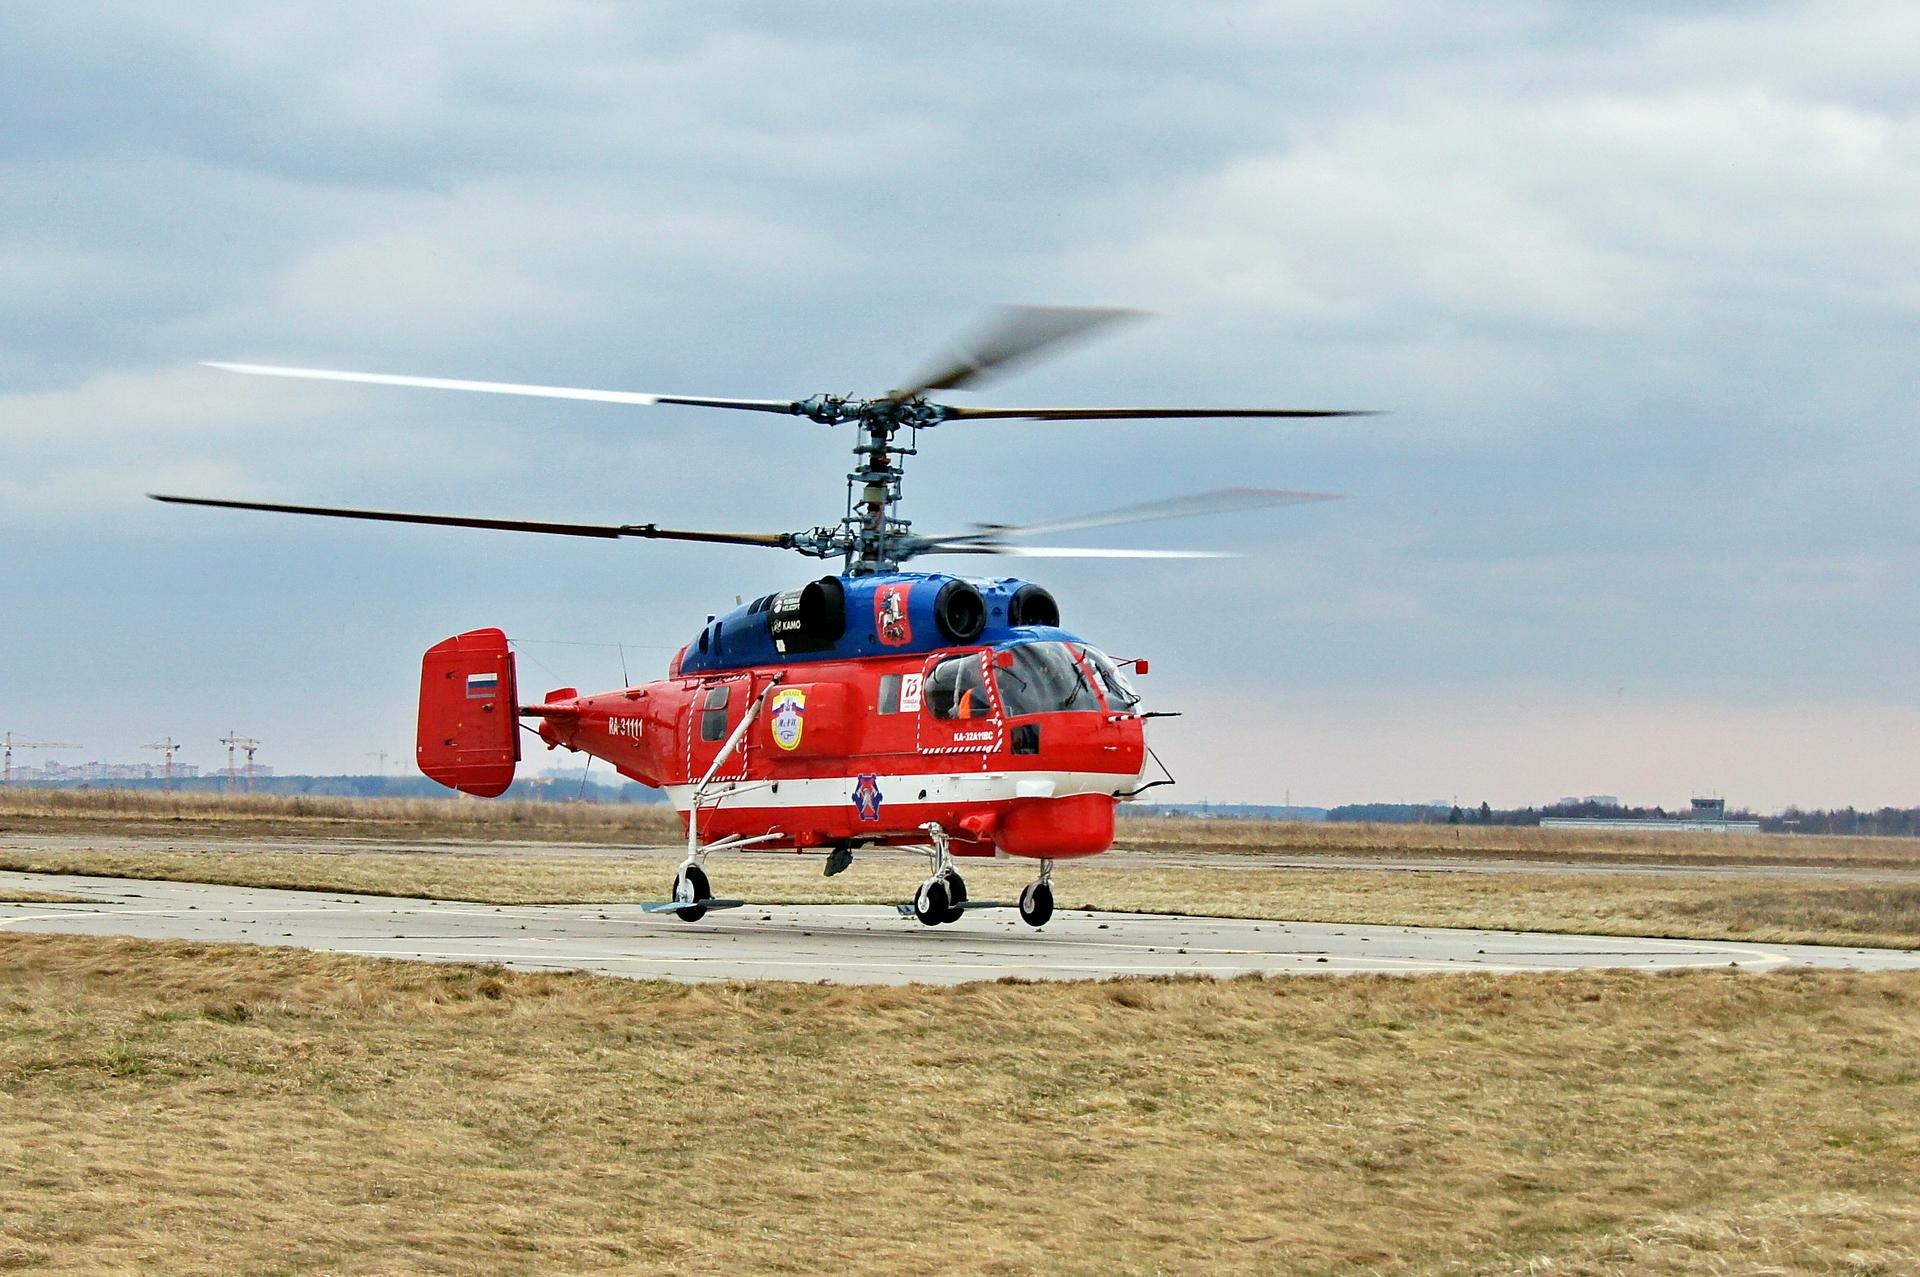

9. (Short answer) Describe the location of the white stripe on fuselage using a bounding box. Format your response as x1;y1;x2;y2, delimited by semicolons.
660;768;1145;813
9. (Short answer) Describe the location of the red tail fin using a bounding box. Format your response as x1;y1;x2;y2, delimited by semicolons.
417;628;519;797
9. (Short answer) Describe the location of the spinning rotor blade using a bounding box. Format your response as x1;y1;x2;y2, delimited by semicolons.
915;486;1339;552
942;405;1377;422
203;362;798;416
889;305;1143;400
148;494;791;548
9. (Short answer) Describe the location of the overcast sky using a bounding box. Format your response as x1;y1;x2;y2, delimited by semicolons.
3;2;1917;809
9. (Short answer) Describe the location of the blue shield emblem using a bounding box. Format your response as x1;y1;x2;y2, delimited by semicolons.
852;773;883;821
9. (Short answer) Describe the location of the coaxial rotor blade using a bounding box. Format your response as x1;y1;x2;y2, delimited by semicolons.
941;405;1378;421
148;494;792;547
889;306;1144;400
915;486;1339;550
202;362;799;415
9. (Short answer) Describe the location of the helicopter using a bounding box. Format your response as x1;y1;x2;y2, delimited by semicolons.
153;307;1365;927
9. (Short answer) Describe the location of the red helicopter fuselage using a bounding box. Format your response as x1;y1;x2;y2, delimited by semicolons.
417;572;1155;860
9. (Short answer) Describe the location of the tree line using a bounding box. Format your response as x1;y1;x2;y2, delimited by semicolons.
1323;799;1920;837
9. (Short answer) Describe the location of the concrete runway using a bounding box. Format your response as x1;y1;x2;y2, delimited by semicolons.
6;870;1917;984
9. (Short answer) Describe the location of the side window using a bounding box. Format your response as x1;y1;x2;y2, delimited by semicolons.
700;685;730;741
877;673;901;714
926;654;991;720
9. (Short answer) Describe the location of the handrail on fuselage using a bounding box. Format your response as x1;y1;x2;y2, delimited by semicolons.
687;675;783;857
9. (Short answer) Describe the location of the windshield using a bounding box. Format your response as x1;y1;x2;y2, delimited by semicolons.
1079;646;1141;711
996;642;1103;716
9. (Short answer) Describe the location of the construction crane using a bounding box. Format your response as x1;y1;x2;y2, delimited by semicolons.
219;731;262;793
142;738;183;792
2;734;82;784
365;750;391;776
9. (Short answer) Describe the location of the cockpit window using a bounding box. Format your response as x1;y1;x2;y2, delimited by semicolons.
1080;646;1141;711
925;653;992;720
996;642;1103;716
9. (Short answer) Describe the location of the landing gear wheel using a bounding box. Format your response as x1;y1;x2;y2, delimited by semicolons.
939;869;968;924
671;864;711;923
1018;880;1054;928
913;875;951;927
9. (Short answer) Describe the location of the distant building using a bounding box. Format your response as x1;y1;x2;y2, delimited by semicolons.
19;761;203;782
1541;796;1760;834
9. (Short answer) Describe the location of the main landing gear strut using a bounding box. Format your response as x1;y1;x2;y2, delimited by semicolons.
909;824;1055;929
643;841;761;920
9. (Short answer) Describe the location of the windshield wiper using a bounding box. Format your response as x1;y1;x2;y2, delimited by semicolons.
1058;661;1094;710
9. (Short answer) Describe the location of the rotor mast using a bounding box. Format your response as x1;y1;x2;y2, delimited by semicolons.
842;407;925;575
790;393;944;574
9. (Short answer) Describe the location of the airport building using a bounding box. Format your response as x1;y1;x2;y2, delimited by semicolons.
1540;797;1761;834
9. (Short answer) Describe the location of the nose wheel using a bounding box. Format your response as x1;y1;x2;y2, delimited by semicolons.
1018;879;1054;928
1018;860;1055;928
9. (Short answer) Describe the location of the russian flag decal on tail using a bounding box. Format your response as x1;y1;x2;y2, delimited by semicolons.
466;671;500;699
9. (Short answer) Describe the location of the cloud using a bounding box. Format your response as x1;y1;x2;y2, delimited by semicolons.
3;3;1917;799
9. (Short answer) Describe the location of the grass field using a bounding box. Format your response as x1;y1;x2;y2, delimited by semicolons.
6;788;1918;867
0;787;686;844
6;843;1919;951
2;932;1916;1276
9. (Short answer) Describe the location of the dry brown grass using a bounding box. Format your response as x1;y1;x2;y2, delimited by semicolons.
0;890;88;904
6;845;1920;951
1116;812;1920;867
0;787;682;844
2;932;1916;1275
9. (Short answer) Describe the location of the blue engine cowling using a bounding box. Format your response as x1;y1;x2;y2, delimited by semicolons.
673;573;1063;676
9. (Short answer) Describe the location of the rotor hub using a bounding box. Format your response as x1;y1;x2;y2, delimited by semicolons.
791;394;951;432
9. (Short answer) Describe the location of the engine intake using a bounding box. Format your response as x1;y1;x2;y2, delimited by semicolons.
768;576;847;654
1007;583;1060;628
934;579;986;643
